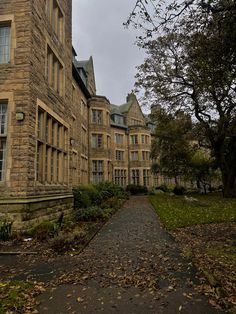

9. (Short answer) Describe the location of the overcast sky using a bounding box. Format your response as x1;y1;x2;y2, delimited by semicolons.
72;0;146;105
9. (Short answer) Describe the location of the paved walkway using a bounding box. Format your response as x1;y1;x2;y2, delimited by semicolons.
38;196;220;313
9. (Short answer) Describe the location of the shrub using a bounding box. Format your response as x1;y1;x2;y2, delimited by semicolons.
102;208;113;219
156;184;169;192
75;206;103;221
126;184;148;195
30;220;58;241
94;182;125;200
101;196;120;209
73;182;126;210
173;186;186;195
73;185;102;208
75;206;114;222
0;220;13;241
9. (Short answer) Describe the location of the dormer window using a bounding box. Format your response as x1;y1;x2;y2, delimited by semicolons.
78;68;87;85
113;114;124;125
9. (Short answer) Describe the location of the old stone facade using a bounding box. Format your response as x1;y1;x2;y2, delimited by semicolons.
0;0;154;229
88;93;154;187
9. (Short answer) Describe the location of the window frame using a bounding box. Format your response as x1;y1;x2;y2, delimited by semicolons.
130;134;138;145
92;160;104;183
0;101;7;182
91;133;103;149
36;106;68;185
45;0;65;43
115;133;124;144
0;23;11;65
130;151;139;161
115;150;124;161
91;109;103;124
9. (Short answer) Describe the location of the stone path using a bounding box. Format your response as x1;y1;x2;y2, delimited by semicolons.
38;196;221;313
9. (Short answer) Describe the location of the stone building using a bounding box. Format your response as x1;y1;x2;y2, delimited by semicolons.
0;0;154;229
88;93;153;187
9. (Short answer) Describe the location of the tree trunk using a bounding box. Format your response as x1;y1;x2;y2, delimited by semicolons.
222;170;236;198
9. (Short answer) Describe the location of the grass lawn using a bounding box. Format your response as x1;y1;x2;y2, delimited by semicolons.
150;192;236;229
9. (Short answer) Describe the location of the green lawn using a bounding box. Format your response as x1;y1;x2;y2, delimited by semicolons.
150;193;236;229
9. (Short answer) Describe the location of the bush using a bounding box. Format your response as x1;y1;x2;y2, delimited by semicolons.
75;206;113;222
73;182;126;210
173;186;186;195
94;182;125;199
73;185;100;209
102;208;113;219
100;196;121;209
156;184;169;192
126;184;148;195
75;206;103;221
0;220;13;241
30;220;58;241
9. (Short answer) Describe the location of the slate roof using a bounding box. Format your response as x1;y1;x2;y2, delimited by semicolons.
75;60;89;70
110;101;132;115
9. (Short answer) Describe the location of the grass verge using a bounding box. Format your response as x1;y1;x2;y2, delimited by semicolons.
149;193;236;229
0;281;43;314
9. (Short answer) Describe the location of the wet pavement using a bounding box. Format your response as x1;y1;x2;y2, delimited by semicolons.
37;196;221;313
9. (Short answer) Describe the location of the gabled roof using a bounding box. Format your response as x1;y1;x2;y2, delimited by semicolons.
110;101;133;115
119;101;133;114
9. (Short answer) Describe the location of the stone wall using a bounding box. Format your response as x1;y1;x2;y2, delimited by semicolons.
0;0;32;198
0;195;73;230
0;0;74;229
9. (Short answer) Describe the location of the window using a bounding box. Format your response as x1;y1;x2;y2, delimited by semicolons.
131;118;142;126
37;107;68;184
142;151;150;161
72;152;78;185
115;133;124;144
131;151;138;161
81;126;87;155
131;169;140;185
81;156;88;183
114;169;127;187
92;109;103;124
0;102;7;181
113;114;124;125
47;46;64;95
46;0;64;42
141;135;149;144
116;150;124;161
91;134;103;148
130;135;138;145
0;25;10;64
92;160;103;183
0;103;7;135
143;169;150;186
